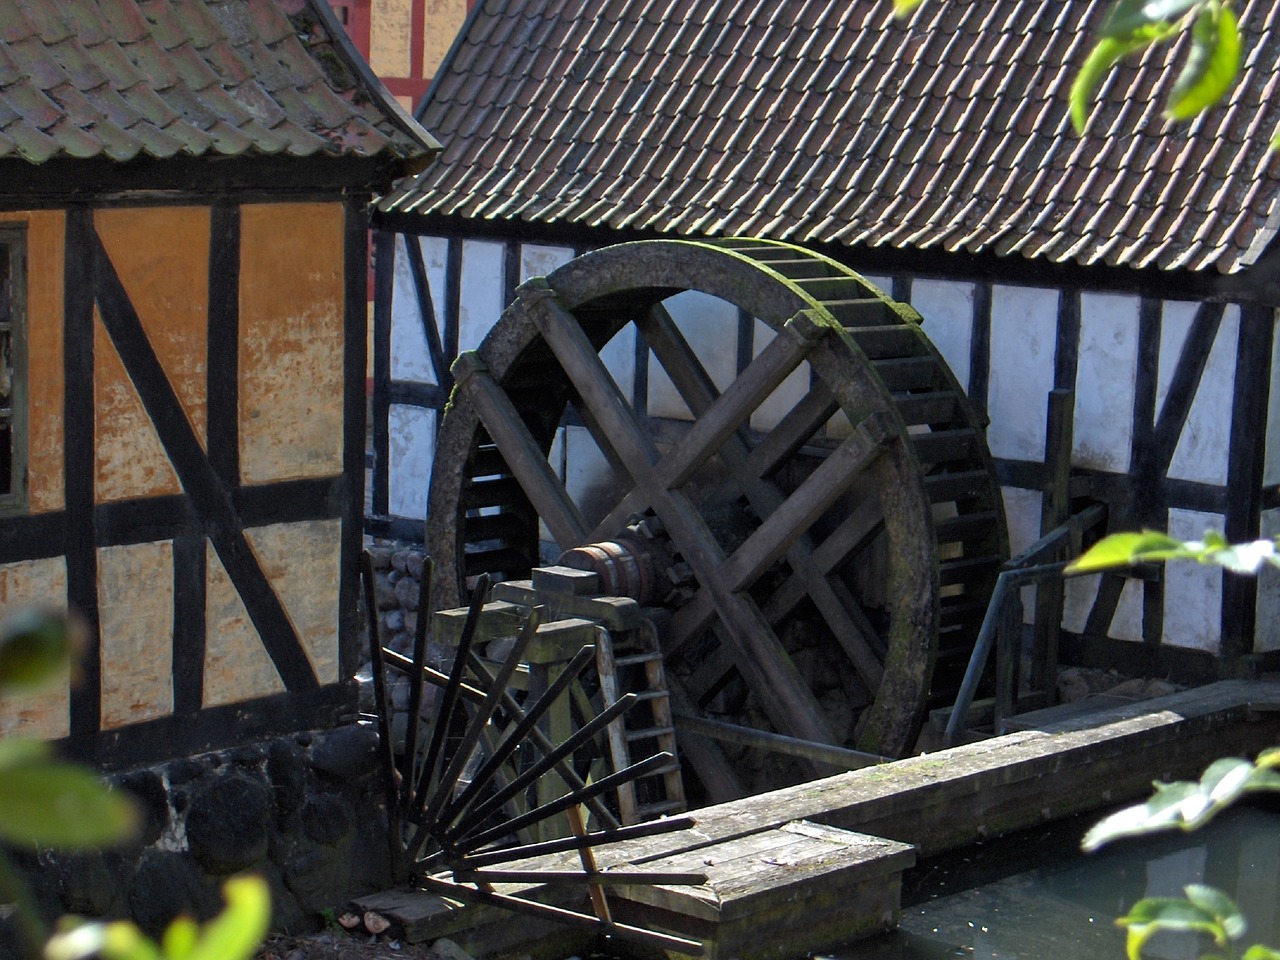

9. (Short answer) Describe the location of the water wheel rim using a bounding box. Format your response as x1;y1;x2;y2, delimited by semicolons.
427;238;1007;759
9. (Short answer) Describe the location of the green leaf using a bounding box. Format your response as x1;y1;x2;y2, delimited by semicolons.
1243;945;1280;960
0;761;138;848
892;0;925;16
1066;531;1188;574
1168;4;1241;119
0;610;83;694
1120;897;1228;960
1102;0;1202;36
184;875;271;960
0;737;50;771
1184;884;1246;939
161;916;199;960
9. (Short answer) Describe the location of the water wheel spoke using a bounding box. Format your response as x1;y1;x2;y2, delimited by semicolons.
453;352;589;547
746;384;842;479
640;309;829;488
521;281;661;481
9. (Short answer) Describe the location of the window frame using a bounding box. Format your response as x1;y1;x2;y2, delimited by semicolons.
0;224;29;517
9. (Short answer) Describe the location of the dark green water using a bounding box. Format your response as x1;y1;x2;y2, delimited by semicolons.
828;805;1280;960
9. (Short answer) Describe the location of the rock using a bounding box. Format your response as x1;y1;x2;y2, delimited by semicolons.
301;795;354;847
186;774;271;875
283;845;351;913
129;851;214;937
228;745;266;768
115;769;169;847
309;724;379;782
382;609;406;634
376;573;398;610
406;552;425;580
403;612;418;638
429;937;476;960
364;912;391;935
394;576;420;612
268;740;308;823
167;758;206;785
392;550;410;574
55;850;117;916
368;549;392;571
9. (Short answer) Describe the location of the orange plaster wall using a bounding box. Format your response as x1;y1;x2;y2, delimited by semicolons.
95;207;210;432
0;211;65;513
238;203;346;485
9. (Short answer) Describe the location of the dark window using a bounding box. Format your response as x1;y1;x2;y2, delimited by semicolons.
0;227;27;515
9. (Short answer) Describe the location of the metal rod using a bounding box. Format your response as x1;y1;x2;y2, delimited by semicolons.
453;815;695;869
943;560;1072;747
419;875;707;956
673;713;888;768
437;643;598;832
381;648;486;703
463;648;622;832
407;574;490;854
456;752;675;852
419;607;542;833
360;551;406;883
446;693;639;841
400;556;433;810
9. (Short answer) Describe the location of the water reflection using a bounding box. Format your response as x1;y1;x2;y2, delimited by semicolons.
829;806;1280;960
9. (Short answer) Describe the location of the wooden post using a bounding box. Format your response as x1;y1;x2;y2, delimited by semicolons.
1032;388;1073;697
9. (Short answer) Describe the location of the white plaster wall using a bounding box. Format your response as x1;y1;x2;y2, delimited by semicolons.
1155;300;1197;421
1001;485;1042;622
563;424;621;535
1074;292;1139;473
649;291;739;422
752;318;812;433
1266;319;1280;487
1167;305;1238;486
987;286;1059;462
390;235;442;384
459;240;506;355
521;243;574;281
388;404;436;520
600;324;637;405
911;279;974;393
1257;507;1280;652
1164;507;1226;651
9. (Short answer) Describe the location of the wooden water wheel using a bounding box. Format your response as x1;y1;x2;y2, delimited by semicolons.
425;238;1006;765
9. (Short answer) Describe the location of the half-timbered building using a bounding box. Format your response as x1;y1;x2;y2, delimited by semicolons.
372;0;1280;683
0;0;438;767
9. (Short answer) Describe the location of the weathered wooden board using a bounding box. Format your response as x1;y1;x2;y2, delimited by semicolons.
607;820;913;960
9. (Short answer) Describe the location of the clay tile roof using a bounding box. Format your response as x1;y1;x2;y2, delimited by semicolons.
383;0;1280;275
0;0;440;168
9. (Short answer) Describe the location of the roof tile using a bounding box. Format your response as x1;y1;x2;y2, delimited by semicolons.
385;0;1280;275
0;0;437;170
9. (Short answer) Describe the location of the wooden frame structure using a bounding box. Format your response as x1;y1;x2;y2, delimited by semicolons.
0;0;438;769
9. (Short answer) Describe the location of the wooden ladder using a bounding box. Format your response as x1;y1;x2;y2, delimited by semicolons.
594;622;687;824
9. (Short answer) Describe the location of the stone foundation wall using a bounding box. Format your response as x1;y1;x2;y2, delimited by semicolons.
1;724;390;955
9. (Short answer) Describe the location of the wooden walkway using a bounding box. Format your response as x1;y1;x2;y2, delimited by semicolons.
355;678;1280;959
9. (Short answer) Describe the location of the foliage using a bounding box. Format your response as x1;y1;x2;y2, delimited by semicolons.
1083;748;1280;959
1066;530;1280;576
0;609;269;960
43;875;271;960
891;0;1246;137
1082;748;1280;851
